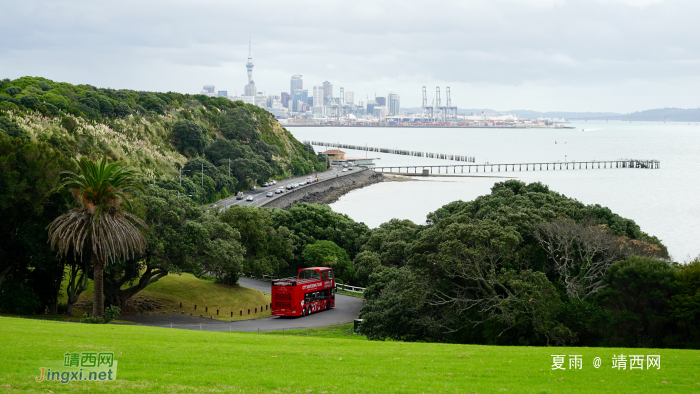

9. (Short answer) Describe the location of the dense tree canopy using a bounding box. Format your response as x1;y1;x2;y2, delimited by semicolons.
358;180;692;348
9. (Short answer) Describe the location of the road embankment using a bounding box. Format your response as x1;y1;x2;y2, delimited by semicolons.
260;169;384;210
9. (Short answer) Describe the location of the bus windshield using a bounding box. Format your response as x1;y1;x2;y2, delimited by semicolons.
298;269;320;280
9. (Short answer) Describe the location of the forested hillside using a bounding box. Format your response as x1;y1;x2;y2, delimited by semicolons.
0;76;325;204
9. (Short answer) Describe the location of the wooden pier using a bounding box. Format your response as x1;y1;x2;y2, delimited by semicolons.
306;140;475;163
372;159;660;175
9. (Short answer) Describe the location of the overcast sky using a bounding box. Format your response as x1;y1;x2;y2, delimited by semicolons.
2;0;698;112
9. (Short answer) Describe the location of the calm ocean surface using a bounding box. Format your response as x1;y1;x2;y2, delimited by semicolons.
289;121;700;261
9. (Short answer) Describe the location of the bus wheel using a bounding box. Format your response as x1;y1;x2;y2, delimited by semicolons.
302;308;306;316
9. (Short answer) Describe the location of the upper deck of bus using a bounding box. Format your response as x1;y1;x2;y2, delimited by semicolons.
271;267;334;287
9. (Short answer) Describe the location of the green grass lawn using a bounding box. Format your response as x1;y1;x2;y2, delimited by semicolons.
1;317;698;393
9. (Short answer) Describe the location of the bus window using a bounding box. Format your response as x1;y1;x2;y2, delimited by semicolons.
328;270;334;279
321;271;328;280
299;269;320;280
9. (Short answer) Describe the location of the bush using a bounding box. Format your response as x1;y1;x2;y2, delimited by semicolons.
60;116;79;132
81;313;103;324
0;281;42;314
104;305;121;323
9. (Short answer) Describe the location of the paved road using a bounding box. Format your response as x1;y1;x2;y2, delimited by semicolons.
209;165;360;209
120;278;363;332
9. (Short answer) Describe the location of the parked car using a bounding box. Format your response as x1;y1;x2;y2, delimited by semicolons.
342;168;348;172
266;192;273;197
262;182;268;187
272;180;277;185
251;186;257;191
246;195;254;201
286;184;293;190
236;192;244;200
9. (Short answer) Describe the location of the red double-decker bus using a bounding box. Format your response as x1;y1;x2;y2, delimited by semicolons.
271;267;336;317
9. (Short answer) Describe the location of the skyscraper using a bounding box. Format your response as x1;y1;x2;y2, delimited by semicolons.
281;92;290;108
202;85;215;94
292;89;308;112
344;89;354;105
290;75;303;96
243;39;256;97
376;96;386;106
388;92;400;116
322;81;333;105
218;91;228;98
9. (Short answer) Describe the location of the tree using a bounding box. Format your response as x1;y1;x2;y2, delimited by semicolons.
535;217;667;301
302;240;354;281
596;256;676;348
218;205;293;278
104;186;246;305
0;134;66;294
47;157;147;318
172;120;206;157
271;203;370;276
0;118;30;139
4;86;21;96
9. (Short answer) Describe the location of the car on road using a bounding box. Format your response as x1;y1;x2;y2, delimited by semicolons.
271;180;277;185
276;188;284;194
286;184;293;190
246;195;254;201
342;168;348;172
236;192;244;200
251;186;257;191
266;192;273;197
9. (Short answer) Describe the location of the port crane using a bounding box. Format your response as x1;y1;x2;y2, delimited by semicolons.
421;86;433;122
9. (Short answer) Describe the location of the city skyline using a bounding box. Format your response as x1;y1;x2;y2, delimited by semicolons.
3;1;700;112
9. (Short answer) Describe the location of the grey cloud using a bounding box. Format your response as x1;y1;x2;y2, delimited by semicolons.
1;0;698;111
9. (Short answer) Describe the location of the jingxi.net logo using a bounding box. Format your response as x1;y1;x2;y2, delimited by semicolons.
35;352;118;383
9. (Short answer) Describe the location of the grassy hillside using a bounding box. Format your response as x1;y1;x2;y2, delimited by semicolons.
1;317;698;393
0;76;325;200
59;273;271;321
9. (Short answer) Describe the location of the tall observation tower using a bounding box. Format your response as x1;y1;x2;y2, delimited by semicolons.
246;39;254;84
243;38;256;96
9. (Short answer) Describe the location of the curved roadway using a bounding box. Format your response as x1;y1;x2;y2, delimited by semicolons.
121;277;363;332
210;165;360;209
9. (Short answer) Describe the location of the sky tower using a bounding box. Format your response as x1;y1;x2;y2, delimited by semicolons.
246;38;254;84
243;37;256;97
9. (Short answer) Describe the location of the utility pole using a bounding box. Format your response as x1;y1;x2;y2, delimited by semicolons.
179;167;192;186
228;158;231;178
201;162;204;186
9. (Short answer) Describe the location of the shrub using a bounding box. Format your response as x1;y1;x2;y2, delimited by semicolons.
81;313;103;324
104;305;121;323
60;116;79;132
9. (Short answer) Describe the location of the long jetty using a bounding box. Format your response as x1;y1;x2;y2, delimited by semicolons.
372;159;660;175
305;140;475;162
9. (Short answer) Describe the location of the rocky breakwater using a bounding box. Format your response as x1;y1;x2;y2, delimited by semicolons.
261;169;384;210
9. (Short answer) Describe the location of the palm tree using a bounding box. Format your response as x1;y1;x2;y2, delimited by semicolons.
47;157;147;319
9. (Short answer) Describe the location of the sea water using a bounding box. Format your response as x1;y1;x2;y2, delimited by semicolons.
289;121;700;261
